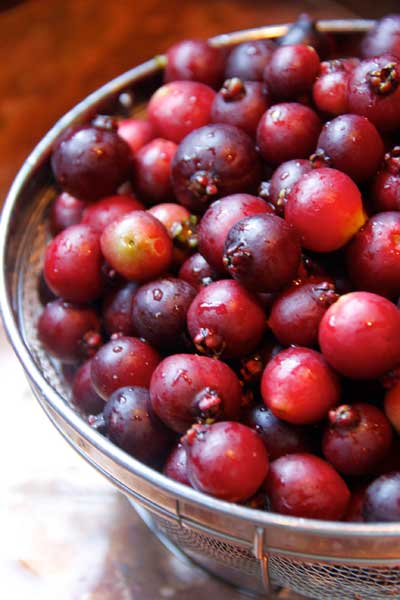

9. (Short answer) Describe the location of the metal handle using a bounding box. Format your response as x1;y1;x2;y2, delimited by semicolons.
254;528;283;598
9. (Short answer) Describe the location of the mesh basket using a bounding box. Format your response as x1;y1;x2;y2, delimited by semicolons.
146;510;400;599
2;18;400;600
152;510;400;600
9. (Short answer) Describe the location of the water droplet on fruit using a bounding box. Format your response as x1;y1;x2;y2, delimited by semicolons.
153;289;163;301
173;369;192;385
271;109;281;123
113;345;122;353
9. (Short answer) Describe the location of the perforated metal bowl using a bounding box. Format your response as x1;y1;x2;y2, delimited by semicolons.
2;18;400;600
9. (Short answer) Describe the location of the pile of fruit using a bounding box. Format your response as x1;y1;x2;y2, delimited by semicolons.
37;14;400;522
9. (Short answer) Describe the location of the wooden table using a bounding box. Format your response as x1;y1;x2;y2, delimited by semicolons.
1;0;398;202
0;1;398;598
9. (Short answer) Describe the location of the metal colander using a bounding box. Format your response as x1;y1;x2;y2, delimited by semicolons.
2;18;400;600
142;510;400;599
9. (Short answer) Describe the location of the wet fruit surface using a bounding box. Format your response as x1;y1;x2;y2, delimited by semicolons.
257;102;321;165
117;118;156;153
268;281;338;347
150;354;242;433
38;299;102;363
243;404;313;460
316;114;384;182
265;453;350;520
133;138;177;203
261;347;340;425
164;39;225;88
100;211;173;281
51;122;132;201
322;403;393;476
223;213;301;292
91;336;161;400
171;124;261;212
163;443;191;486
50;192;86;235
346;212;400;299
147;81;216;143
198;193;272;272
178;252;219;290
371;155;400;212
131;277;196;350
187;280;266;359
104;386;173;467
183;421;269;502
44;224;103;303
285;168;366;252
347;55;400;131
82;194;145;233
319;292;400;379
312;58;357;116
37;18;400;521
72;359;105;415
263;44;320;99
102;281;139;337
225;39;276;81
211;78;269;136
269;159;312;215
363;472;400;522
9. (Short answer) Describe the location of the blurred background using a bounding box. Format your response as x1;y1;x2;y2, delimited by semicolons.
0;0;399;200
0;2;399;599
